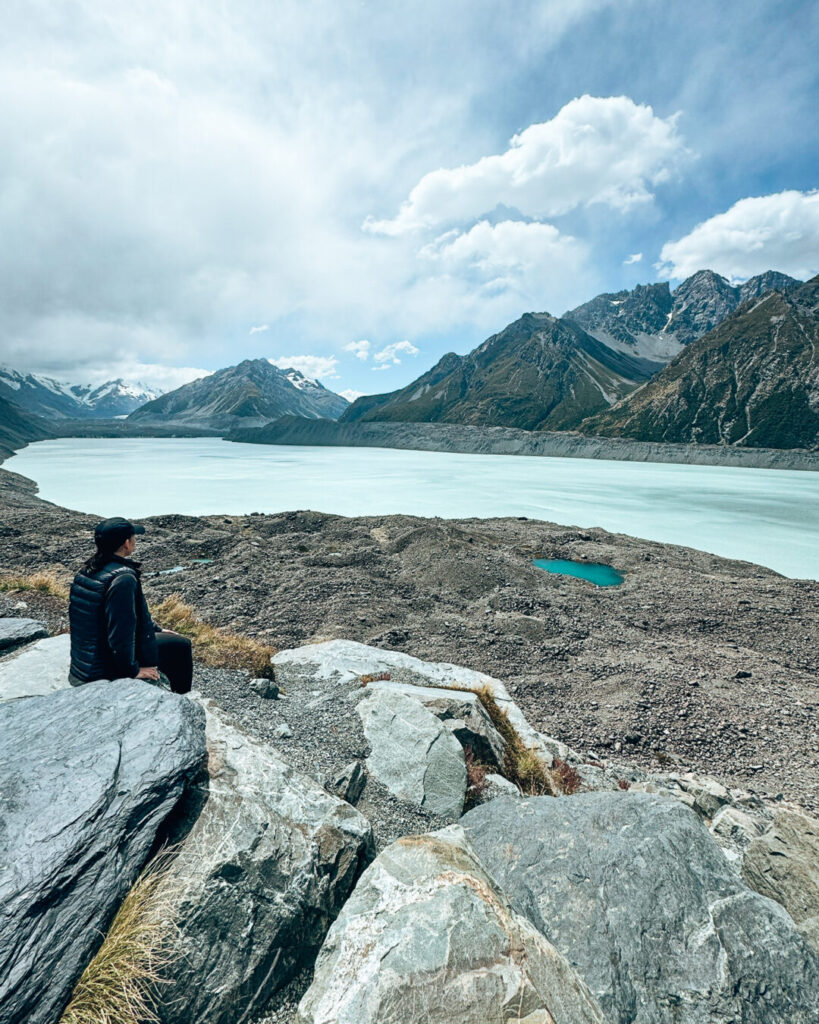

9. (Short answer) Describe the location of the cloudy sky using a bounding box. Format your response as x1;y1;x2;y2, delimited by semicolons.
1;0;817;398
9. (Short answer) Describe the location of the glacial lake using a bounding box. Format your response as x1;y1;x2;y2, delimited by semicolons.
6;437;819;580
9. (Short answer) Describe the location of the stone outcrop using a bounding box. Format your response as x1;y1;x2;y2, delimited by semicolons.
368;678;507;768
155;698;374;1024
0;616;47;652
357;688;466;818
742;806;819;954
462;792;819;1024
272;638;570;767
296;826;606;1024
0;633;72;701
0;681;206;1024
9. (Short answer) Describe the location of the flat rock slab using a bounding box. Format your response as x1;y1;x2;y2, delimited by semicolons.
297;825;605;1024
742;806;819;954
155;698;374;1024
0;634;71;701
273;639;574;766
0;681;206;1024
357;687;466;819
0;616;47;652
462;791;819;1024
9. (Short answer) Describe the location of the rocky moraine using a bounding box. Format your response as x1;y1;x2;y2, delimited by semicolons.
1;464;817;814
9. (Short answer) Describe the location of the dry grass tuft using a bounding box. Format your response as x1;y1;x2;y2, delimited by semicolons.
473;685;559;797
0;570;70;600
553;757;582;795
152;595;276;678
463;746;490;809
59;856;179;1024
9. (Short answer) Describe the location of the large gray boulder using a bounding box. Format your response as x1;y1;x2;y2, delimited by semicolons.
368;678;507;768
357;687;466;818
155;699;374;1024
0;633;72;701
462;792;819;1024
0;616;47;652
297;825;605;1024
742;806;819;954
0;681;206;1024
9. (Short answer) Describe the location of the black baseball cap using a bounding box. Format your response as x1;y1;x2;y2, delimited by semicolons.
94;517;146;551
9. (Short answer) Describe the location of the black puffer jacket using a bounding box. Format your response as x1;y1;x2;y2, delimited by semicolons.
69;556;159;682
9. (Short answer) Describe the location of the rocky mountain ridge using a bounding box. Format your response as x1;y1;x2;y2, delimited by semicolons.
129;358;348;429
0;366;161;420
582;275;819;449
342;268;803;435
0;395;52;460
342;312;660;431
565;268;801;358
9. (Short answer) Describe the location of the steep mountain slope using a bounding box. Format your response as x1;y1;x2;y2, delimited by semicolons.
581;276;819;449
0;395;53;459
128;359;348;429
0;367;159;419
565;269;801;360
342;313;660;431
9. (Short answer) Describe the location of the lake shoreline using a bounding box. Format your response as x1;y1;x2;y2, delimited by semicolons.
228;417;819;471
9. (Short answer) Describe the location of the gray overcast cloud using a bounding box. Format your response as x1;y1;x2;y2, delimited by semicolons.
0;1;816;393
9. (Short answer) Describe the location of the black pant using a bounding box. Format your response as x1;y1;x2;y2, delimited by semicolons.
156;632;193;694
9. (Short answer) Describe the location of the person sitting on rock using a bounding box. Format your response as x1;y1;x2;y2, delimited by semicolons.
68;516;193;694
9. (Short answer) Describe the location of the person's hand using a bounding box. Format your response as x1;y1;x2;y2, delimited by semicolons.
137;666;160;681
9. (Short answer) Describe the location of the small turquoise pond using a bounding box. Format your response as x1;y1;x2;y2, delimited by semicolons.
532;558;624;587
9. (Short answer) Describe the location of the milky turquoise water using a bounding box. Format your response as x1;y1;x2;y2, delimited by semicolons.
6;437;819;579
532;558;625;586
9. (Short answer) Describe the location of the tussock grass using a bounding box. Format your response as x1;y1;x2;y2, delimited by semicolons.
473;685;560;797
59;857;178;1024
463;746;490;810
152;595;276;678
0;570;70;600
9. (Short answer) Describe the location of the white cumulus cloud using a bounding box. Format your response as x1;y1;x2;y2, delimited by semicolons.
364;95;687;235
658;190;819;281
249;324;269;335
269;355;339;380
419;219;589;313
372;340;420;365
623;252;643;265
340;388;365;402
344;339;371;360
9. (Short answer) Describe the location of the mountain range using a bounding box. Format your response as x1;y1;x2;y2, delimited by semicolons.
2;267;814;454
564;269;800;360
0;367;160;420
0;396;52;460
342;313;660;431
581;275;819;449
341;268;808;441
128;358;349;429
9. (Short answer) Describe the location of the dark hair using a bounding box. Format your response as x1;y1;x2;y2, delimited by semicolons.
82;542;122;575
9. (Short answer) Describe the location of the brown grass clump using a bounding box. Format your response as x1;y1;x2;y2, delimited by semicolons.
473;685;559;797
59;857;178;1024
359;672;391;685
0;570;70;600
152;595;276;678
463;746;490;809
553;757;582;796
